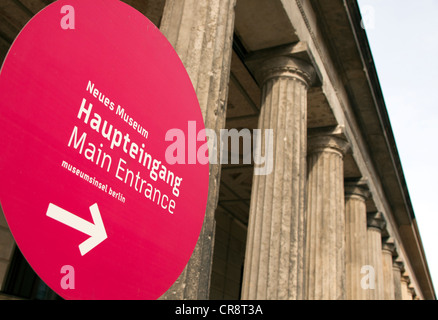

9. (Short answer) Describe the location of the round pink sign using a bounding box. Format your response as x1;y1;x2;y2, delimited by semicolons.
0;0;208;299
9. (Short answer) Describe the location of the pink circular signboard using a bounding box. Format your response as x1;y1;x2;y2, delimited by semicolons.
0;0;208;300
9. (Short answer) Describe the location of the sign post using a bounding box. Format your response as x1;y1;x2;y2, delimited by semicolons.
0;0;208;300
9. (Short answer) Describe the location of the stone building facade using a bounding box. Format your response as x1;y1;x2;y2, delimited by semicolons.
0;0;435;300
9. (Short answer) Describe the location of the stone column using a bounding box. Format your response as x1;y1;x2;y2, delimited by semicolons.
409;284;417;300
366;212;385;300
305;129;349;300
0;205;15;288
159;0;236;300
241;53;315;300
392;258;404;300
344;180;369;300
400;273;412;300
381;237;396;300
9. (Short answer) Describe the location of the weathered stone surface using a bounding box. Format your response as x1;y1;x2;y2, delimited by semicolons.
366;212;385;300
381;237;396;300
344;180;369;300
241;55;313;300
392;258;404;300
305;131;349;300
401;273;413;300
159;0;237;300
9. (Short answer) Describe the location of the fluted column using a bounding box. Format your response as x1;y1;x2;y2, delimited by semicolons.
381;237;396;300
401;273;413;300
159;0;236;300
344;180;370;300
305;130;349;300
392;258;404;300
366;212;385;300
241;54;315;300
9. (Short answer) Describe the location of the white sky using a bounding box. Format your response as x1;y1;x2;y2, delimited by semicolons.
358;0;438;293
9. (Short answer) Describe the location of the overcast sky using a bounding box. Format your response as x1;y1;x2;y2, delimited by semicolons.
357;0;438;292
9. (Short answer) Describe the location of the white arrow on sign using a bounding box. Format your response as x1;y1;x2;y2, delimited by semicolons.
46;203;107;256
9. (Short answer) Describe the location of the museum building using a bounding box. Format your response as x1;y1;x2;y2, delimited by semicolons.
0;0;435;300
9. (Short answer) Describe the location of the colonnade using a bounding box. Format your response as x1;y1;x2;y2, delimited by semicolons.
239;50;416;300
158;0;419;300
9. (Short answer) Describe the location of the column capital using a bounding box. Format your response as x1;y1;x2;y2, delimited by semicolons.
408;284;417;299
367;212;386;232
307;126;350;157
393;257;405;273
382;237;397;256
401;272;411;285
246;42;319;88
344;178;370;200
